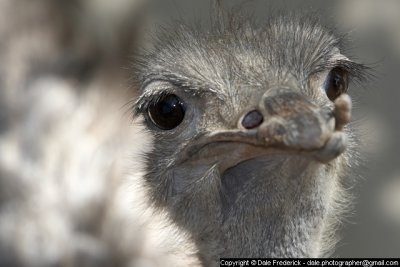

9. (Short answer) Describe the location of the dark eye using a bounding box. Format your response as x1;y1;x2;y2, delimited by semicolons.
148;94;186;130
324;67;349;101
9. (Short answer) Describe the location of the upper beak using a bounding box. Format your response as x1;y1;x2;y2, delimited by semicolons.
255;88;351;161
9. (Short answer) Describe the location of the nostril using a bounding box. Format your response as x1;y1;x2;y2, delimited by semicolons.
241;110;264;129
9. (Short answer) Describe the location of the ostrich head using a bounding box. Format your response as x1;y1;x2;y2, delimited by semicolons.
132;10;368;264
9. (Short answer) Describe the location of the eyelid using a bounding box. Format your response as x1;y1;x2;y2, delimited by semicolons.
134;91;171;115
134;79;222;115
133;81;177;113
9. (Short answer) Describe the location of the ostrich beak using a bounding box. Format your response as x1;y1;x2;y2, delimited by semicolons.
253;88;352;162
181;89;352;170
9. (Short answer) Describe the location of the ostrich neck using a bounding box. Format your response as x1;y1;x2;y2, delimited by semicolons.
220;177;328;258
172;158;337;265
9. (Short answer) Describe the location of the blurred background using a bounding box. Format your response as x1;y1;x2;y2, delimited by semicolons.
0;0;399;265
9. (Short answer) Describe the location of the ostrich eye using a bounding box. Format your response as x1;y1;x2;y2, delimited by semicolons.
324;67;349;101
148;94;186;130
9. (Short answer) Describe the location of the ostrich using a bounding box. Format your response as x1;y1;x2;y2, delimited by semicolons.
129;8;368;266
0;1;371;266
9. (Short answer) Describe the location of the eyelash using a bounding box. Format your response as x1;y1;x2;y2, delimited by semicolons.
134;93;167;115
314;60;369;83
134;85;197;115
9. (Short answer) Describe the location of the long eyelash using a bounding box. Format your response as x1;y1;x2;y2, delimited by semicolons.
313;60;375;86
133;83;194;116
336;60;374;83
132;77;194;116
133;91;172;116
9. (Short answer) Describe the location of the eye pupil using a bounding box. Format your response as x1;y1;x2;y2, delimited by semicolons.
333;75;341;88
148;94;186;130
325;67;348;101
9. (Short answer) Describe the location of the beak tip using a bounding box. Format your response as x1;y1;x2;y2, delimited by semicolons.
334;94;352;130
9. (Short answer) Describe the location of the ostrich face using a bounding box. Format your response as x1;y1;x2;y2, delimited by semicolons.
133;15;367;257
